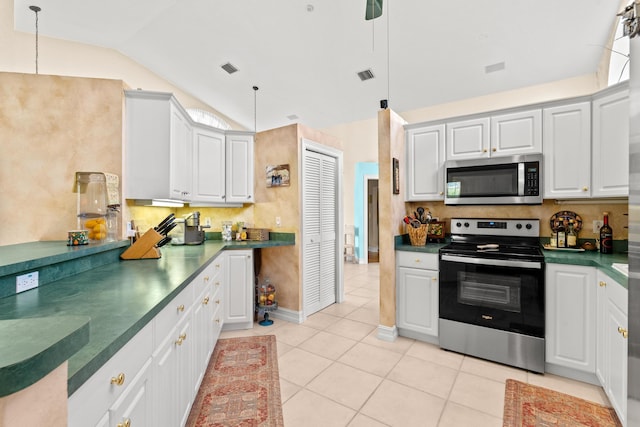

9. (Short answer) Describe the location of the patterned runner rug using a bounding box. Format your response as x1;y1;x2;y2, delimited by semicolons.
186;335;284;427
503;379;622;427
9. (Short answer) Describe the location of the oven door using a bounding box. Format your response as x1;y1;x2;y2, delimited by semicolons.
439;254;544;337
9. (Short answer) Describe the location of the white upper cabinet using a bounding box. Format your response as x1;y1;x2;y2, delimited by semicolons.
125;90;193;201
225;131;254;204
543;101;592;199
405;124;445;201
592;86;629;197
490;109;542;156
191;126;226;203
446;117;490;160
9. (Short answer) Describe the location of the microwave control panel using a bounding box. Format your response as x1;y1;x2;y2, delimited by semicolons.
524;162;540;196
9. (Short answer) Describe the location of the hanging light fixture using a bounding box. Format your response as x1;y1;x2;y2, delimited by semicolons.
29;5;41;74
253;85;259;132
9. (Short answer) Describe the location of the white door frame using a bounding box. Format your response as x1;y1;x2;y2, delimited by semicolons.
361;173;379;264
300;138;344;317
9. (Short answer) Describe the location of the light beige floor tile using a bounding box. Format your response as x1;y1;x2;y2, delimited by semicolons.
283;389;356;427
438;401;503;427
279;378;301;404
338;342;403;377
275;339;294;358
526;372;610;406
448;371;506;419
321;302;360;317
325;318;376;341
347;286;379;299
299;330;358;360
303;311;342;330
342;294;372;307
270;322;318;347
347;414;389;427
278;348;333;386
387;355;458;399
345;306;379;325
307;362;383;410
360;379;445;427
460;355;528;383
405;340;464;370
362;330;414;354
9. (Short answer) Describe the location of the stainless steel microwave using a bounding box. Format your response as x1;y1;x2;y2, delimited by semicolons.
444;153;543;205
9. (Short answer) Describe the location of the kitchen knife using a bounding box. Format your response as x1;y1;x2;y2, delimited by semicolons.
158;221;178;236
155;213;175;232
157;236;172;247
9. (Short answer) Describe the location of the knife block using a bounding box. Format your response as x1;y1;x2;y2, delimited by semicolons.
120;228;162;260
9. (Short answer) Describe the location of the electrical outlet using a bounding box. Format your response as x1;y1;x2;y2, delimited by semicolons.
16;271;39;293
593;220;604;233
205;217;212;227
275;217;281;227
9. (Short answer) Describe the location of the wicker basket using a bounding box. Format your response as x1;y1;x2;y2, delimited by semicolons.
246;228;270;241
407;224;428;246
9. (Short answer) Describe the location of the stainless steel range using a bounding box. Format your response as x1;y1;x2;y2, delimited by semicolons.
439;218;545;373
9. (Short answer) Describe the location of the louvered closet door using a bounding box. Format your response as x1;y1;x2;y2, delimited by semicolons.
303;150;337;315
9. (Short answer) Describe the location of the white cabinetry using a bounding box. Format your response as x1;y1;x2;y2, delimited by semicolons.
192;126;226;203
490;109;542;157
225;131;255;204
545;264;596;377
592;85;629;197
543;101;591;199
222;250;255;331
68;324;154;427
396;251;438;343
125;90;193;202
596;271;628;426
404;124;445;201
446;117;490;160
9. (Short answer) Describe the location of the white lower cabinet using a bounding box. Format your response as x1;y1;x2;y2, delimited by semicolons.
396;251;438;343
545;264;597;375
69;254;228;427
223;250;254;331
596;270;628;426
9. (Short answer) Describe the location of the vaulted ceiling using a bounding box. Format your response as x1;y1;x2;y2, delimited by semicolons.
14;0;623;131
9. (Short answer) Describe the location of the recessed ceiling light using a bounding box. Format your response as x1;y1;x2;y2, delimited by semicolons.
485;61;505;74
307;4;314;12
221;62;239;74
357;69;375;81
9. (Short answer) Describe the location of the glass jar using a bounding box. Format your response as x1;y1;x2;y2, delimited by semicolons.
221;221;233;241
77;172;108;242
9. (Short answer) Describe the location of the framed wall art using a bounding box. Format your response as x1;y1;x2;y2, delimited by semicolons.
266;164;290;187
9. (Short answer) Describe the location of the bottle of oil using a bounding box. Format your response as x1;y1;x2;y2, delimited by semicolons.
600;212;613;254
567;220;578;248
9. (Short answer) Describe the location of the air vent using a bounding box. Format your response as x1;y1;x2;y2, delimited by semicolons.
221;62;239;74
485;61;505;74
357;69;375;81
287;114;299;121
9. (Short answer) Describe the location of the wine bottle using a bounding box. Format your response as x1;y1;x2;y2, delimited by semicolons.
557;223;566;248
600;212;613;254
567;220;577;248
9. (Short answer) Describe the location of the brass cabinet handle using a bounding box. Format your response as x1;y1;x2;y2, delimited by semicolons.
492;148;496;152
482;148;488;153
439;191;444;195
432;277;437;281
177;304;185;312
599;281;607;287
583;187;588;191
414;259;421;263
117;419;131;427
618;326;629;339
110;373;125;386
215;299;221;304
215;263;220;268
215;281;221;286
215;318;220;324
203;296;210;305
176;333;187;345
204;276;210;282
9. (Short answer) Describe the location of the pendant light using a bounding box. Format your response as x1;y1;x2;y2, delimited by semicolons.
29;5;41;74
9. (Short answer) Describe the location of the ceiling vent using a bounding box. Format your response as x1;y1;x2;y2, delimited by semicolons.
221;62;239;74
485;61;506;74
287;114;299;121
357;69;375;81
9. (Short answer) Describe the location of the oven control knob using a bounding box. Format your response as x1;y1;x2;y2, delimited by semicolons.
516;223;522;229
526;223;532;230
464;222;469;228
456;222;462;228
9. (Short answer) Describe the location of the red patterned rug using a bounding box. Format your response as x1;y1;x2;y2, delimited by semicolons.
503;379;622;427
186;335;284;427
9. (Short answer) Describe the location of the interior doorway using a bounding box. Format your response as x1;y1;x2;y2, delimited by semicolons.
367;178;379;263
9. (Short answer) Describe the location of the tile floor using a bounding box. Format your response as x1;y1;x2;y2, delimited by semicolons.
219;262;611;427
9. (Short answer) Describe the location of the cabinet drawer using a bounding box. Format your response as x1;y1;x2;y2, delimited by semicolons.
68;323;153;427
153;282;194;345
600;275;628;315
396;251;438;270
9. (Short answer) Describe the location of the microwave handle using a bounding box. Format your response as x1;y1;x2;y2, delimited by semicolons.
518;162;525;196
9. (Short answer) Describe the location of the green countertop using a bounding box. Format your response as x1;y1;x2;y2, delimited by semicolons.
0;237;294;397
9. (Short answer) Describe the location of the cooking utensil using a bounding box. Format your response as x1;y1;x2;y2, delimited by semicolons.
417;207;425;222
403;216;421;229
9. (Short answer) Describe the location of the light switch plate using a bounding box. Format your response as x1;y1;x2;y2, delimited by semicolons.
593;220;603;233
16;271;39;293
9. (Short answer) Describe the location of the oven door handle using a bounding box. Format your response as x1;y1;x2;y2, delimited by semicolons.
441;254;543;270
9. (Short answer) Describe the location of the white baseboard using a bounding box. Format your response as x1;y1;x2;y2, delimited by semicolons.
376;324;398;342
269;307;304;324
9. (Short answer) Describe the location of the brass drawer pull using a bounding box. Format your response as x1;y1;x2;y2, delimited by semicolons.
110;373;125;386
203;296;210;305
117;419;131;427
176;333;187;345
618;326;628;339
177;304;185;312
599;281;607;287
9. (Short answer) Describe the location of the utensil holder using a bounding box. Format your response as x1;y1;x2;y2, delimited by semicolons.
120;228;162;260
408;224;428;246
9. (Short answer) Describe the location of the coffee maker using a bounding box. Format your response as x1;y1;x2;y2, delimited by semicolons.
184;211;209;245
